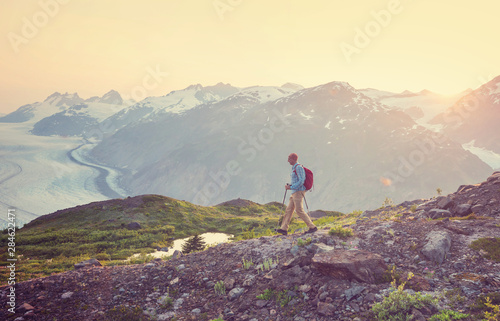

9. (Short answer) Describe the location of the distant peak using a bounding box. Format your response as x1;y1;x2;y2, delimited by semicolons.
44;92;62;101
186;84;203;91
281;82;304;91
315;81;354;93
419;89;433;95
104;89;120;95
44;92;82;104
100;90;123;104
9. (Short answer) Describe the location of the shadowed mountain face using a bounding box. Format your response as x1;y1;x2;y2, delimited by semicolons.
430;76;500;154
90;82;491;212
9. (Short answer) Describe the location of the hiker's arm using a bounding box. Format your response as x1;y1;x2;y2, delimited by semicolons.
289;166;305;190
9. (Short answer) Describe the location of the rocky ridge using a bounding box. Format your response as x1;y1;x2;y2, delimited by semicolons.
1;173;500;320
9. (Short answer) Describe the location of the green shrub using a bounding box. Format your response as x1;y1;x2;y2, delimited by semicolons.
158;294;173;309
256;288;293;307
328;225;353;239
259;257;278;272
297;237;311;247
371;272;437;320
95;253;111;261
428;309;469;320
214;281;225;296
470;237;500;262
484;296;500;321
242;257;253;269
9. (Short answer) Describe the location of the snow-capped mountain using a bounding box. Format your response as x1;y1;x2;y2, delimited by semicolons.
90;81;491;212
100;83;299;134
30;90;127;137
429;75;500;164
84;89;123;105
0;92;84;124
360;88;468;126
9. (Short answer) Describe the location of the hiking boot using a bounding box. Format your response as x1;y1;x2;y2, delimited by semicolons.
304;226;318;234
274;228;288;236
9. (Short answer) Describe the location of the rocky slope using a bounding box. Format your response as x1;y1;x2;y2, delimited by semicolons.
1;172;499;320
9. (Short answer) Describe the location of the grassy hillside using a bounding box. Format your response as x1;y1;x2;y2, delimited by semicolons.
1;194;344;284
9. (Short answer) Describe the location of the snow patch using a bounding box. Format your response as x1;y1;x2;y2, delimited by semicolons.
463;140;500;169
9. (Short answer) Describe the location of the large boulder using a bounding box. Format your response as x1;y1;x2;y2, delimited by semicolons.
311;250;387;283
486;171;500;183
437;197;455;210
428;209;452;219
421;231;451;264
127;222;141;230
454;204;472;217
74;258;102;269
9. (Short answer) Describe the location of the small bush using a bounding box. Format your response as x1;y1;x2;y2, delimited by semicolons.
242;257;253;269
158;295;173;310
296;237;311;247
328;225;353;239
483;296;500;321
256;288;293;307
428;309;469;320
95;253;111;261
470;237;500;262
259;257;278;272
371;272;437;320
214;281;225;296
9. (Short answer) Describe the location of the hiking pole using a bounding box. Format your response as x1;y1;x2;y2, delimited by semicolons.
304;194;311;217
278;188;287;228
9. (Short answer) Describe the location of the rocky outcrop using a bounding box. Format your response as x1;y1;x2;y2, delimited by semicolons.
74;258;102;269
312;250;388;283
421;231;451;264
420;172;500;218
126;222;142;230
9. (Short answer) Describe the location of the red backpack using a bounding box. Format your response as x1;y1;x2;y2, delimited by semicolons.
294;165;314;191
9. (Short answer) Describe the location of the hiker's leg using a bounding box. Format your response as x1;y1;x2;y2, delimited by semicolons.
292;191;316;229
280;195;295;231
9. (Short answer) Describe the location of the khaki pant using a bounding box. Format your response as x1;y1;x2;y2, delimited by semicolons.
280;191;316;231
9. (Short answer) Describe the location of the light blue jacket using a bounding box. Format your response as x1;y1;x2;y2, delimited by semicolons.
289;163;306;193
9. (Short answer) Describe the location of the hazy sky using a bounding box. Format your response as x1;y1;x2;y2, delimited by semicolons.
1;0;499;113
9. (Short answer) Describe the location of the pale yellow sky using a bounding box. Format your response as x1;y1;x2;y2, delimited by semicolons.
1;0;499;113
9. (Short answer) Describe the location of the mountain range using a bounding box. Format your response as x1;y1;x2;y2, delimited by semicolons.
1;77;499;222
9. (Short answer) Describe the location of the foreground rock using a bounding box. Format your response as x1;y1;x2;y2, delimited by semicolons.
312;250;387;283
74;258;102;269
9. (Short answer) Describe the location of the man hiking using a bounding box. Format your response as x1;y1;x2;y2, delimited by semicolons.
275;153;318;236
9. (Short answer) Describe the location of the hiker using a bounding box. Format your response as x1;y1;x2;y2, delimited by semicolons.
275;153;317;236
